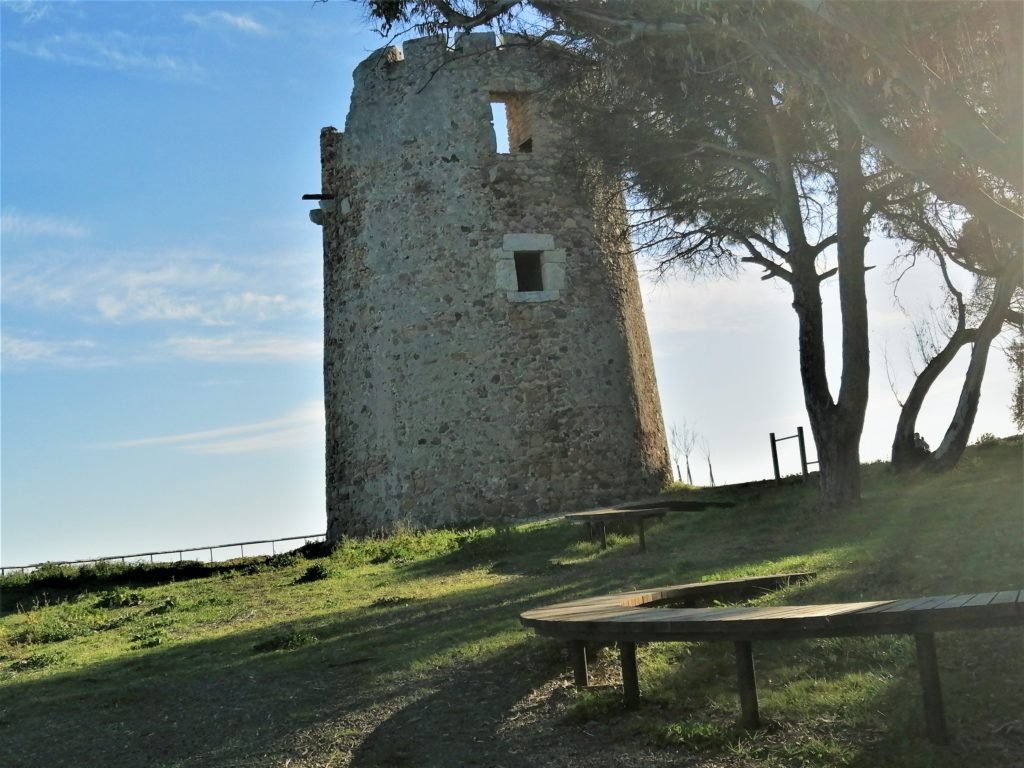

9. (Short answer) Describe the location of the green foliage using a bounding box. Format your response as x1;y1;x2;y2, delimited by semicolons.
94;588;145;609
564;689;625;723
252;627;318;653
295;564;331;584
369;595;415;608
11;603;100;646
146;596;179;615
971;432;1000;447
8;650;67;673
656;719;733;751
130;630;168;650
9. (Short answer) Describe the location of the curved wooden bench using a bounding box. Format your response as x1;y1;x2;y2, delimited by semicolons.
521;583;1023;744
522;572;812;687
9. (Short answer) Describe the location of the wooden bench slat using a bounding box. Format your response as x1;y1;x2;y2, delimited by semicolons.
962;591;1000;607
990;590;1019;605
930;594;978;611
874;595;955;613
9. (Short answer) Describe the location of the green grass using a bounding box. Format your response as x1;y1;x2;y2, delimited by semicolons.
1;438;1021;767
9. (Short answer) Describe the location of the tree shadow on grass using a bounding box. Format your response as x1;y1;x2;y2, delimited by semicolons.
0;568;592;768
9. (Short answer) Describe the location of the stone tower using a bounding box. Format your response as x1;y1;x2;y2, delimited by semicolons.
314;33;671;539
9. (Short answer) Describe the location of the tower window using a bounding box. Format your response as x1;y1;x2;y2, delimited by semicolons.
514;251;543;292
494;234;565;302
490;92;534;154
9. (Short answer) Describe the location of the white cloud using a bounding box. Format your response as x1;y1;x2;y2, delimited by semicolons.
1;333;107;369
104;401;324;455
6;30;204;81
1;209;90;239
2;1;53;23
184;11;269;36
640;269;791;335
164;332;321;362
3;256;313;326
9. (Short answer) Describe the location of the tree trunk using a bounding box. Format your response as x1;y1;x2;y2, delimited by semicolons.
892;258;1021;473
927;260;1023;471
788;119;871;512
791;263;862;511
891;325;974;472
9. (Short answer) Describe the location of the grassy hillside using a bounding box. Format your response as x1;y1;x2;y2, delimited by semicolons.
1;439;1022;768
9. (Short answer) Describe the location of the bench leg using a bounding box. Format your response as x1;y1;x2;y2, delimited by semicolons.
637;519;647;552
599;523;607;550
570;640;589;687
915;633;948;745
734;640;761;729
619;641;640;708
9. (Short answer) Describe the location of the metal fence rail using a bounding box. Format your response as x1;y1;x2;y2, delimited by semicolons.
0;533;327;576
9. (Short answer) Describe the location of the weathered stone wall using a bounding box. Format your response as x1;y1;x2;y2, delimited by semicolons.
318;33;671;538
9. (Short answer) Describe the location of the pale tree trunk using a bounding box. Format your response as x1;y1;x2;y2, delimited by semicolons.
928;260;1023;471
893;256;1022;473
890;324;973;471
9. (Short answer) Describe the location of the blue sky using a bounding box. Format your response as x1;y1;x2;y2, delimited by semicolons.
1;1;1016;567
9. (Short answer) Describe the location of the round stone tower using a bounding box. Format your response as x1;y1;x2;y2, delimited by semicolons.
315;33;671;539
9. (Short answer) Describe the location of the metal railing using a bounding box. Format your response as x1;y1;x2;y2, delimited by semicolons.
769;426;819;482
0;533;327;576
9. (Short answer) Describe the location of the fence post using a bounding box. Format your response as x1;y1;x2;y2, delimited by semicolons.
770;432;781;482
797;426;809;478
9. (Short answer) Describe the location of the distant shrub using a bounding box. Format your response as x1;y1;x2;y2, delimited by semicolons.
96;612;140;632
94;589;145;609
252;627;318;653
16;609;95;645
972;432;1000;447
130;630;167;649
146;596;179;615
10;650;67;672
265;552;300;568
370;595;415;608
295;563;331;584
334;525;481;567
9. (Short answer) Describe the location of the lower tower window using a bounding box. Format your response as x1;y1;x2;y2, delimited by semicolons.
494;234;565;302
514;251;543;292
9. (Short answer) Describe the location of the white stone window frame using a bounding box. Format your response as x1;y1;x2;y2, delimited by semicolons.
494;233;566;302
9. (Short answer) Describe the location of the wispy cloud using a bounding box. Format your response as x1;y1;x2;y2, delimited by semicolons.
104;401;324;454
6;30;204;81
2;1;54;24
164;332;321;362
184;11;269;36
1;333;108;369
640;270;790;335
1;209;90;239
3;255;314;326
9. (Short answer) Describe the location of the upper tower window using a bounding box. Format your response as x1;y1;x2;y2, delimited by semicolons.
490;92;533;154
